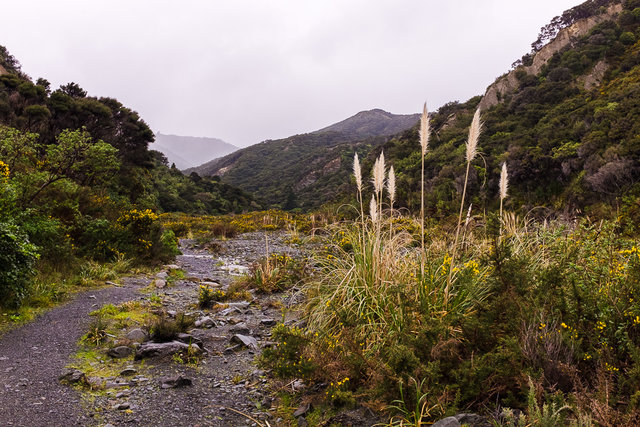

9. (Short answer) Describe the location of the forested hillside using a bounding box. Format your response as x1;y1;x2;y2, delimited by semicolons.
372;0;640;225
0;46;254;308
189;109;419;210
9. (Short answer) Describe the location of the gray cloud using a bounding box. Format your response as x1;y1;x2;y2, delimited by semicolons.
2;0;578;146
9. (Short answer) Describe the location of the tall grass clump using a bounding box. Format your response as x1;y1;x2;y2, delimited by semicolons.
450;108;481;287
419;103;430;272
304;143;489;420
291;104;640;425
499;161;509;239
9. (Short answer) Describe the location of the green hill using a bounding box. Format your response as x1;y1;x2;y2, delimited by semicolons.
188;109;420;210
361;0;640;224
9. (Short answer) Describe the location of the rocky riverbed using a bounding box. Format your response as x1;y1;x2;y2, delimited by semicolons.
1;231;307;426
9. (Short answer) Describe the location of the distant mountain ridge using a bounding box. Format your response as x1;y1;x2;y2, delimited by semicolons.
188;109;420;209
314;109;420;138
151;133;238;170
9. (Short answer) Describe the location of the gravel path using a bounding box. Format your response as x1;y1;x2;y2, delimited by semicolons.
0;231;305;426
0;279;145;426
89;232;303;426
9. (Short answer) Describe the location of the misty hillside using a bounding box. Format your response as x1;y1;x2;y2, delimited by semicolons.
187;109;420;209
377;0;640;220
151;133;238;170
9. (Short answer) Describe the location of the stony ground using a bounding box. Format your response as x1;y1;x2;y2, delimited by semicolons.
0;278;144;426
0;231;306;427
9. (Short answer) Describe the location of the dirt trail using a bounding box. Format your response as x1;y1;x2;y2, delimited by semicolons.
1;231;302;426
0;279;144;426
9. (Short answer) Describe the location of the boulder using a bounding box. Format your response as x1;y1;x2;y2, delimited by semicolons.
230;323;250;335
135;341;202;360
177;333;203;347
126;328;149;343
230;334;259;350
107;346;133;359
160;375;192;389
194;316;216;328
58;369;85;384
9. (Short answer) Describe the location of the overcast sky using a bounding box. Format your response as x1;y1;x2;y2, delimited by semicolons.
2;0;579;147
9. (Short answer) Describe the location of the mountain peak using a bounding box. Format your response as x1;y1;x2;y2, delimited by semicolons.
315;109;420;138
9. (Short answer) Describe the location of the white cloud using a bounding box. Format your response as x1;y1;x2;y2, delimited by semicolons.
1;0;579;146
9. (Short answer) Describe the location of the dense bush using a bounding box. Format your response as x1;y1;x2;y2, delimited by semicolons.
0;222;38;307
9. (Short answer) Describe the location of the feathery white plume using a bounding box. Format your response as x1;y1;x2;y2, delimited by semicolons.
353;153;362;192
387;166;396;205
372;152;386;195
420;103;430;156
369;195;377;222
465;204;472;227
499;162;508;200
466;108;482;163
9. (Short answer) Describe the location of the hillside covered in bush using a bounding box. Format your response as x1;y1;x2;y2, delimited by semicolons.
0;46;254;309
372;0;640;226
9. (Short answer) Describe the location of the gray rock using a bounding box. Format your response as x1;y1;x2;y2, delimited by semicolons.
194;316;216;328
454;413;491;427
164;264;180;270
114;402;131;410
107;346;133;359
432;417;460;427
86;376;103;389
260;318;277;327
153;279;166;288
200;281;221;288
230;323;250;335
177;333;203;347
58;369;85;384
135;341;202;360
227;317;243;325
126;328;149;343
119;368;137;377
156;271;169;279
160;375;192;389
167;310;177;317
220;307;242;316
229;301;251;309
224;344;242;354
230;334;259;350
293;403;312;418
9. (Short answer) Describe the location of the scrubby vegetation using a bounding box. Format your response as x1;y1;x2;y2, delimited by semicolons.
4;1;640;425
259;106;640;425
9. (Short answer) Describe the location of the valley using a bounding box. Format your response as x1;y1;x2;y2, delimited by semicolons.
1;0;640;425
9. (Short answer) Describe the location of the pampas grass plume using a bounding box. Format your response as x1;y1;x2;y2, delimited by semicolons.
466;108;482;163
372;152;386;195
420;103;430;156
353;153;362;192
369;195;377;222
387;166;396;205
500;162;508;200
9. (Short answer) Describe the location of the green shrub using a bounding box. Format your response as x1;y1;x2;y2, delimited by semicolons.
0;222;39;307
260;324;315;378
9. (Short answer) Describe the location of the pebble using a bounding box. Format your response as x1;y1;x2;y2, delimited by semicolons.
114;402;130;410
119;368;137;377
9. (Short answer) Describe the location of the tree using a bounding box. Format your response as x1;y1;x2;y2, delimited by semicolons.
60;82;87;98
